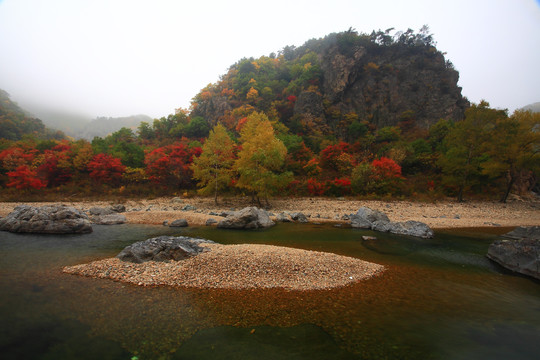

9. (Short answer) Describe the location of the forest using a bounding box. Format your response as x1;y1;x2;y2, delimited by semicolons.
1;29;539;204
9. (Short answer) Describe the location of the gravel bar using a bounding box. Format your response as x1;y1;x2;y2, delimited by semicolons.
63;243;385;290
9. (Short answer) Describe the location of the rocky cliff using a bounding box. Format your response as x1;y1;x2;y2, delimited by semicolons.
190;29;469;140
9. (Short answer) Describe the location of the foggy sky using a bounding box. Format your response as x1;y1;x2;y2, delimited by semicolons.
0;0;539;119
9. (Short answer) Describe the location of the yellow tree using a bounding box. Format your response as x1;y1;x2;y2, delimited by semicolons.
191;123;235;204
235;112;292;206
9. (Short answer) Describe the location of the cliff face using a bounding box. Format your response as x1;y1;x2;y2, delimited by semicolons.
314;41;468;129
190;30;469;139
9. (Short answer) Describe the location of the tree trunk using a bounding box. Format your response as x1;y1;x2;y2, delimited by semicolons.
214;173;218;205
457;185;464;203
500;174;515;203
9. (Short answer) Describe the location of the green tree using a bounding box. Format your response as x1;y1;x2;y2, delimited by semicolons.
191;123;235;204
235;112;292;206
438;101;505;202
482;110;540;202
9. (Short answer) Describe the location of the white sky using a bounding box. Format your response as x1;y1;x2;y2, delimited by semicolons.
0;0;539;119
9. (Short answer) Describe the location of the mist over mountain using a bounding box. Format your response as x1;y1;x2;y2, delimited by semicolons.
14;99;151;140
521;102;540;113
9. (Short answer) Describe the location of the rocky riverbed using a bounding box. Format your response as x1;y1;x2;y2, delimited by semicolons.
1;197;538;229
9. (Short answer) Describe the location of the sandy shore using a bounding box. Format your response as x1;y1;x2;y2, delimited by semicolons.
63;243;385;290
1;196;538;229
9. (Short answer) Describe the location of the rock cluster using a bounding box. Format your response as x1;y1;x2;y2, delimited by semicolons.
217;207;274;229
88;205;127;225
350;207;434;238
0;205;92;234
487;226;540;280
116;236;215;263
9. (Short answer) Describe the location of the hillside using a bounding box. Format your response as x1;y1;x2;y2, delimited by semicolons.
0;90;65;141
77;114;152;140
190;27;469;147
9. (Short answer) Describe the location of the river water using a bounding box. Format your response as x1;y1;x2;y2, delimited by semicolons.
0;224;538;359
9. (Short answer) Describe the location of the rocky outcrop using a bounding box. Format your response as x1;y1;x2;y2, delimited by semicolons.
217;207;275;229
275;211;309;223
350;206;433;238
117;236;215;263
0;205;92;234
486;227;540;280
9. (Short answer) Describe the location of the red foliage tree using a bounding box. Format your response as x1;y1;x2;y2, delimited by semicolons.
319;142;353;175
371;157;402;180
144;143;200;188
6;165;46;190
37;148;72;187
306;178;327;196
0;147;37;172
87;153;125;185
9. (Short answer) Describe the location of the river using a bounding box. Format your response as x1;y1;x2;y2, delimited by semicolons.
0;224;539;359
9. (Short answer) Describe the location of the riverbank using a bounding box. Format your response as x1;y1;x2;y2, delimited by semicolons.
1;197;538;229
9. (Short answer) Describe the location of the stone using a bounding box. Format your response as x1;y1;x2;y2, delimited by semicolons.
0;205;92;234
350;207;390;229
182;204;196;211
217;207;275;229
290;212;309;223
275;212;292;222
487;237;540;280
350;206;433;238
117;236;215;263
91;214;127;225
362;236;377;241
111;204;126;213
88;206;115;216
502;226;540;241
171;197;183;204
206;218;218;226
169;219;188;227
163;220;169;226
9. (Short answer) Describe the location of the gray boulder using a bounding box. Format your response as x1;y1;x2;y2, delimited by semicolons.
88;206;115;216
386;220;434;239
290;212;309;223
350;206;433;238
486;226;540;280
117;236;215;263
350;207;390;229
0;205;92;234
91;214;127;225
217;207;275;229
501;226;540;241
111;204;126;213
169;219;188;227
275;212;293;222
205;218;218;226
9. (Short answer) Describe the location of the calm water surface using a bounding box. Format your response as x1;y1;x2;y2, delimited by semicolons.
0;223;539;359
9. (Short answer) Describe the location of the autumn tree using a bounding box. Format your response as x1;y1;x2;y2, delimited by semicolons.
482;110;540;202
6;165;46;190
87;153;126;185
144;143;201;188
235;112;292;206
191;123;235;204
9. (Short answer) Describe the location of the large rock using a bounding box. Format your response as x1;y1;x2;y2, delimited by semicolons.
91;214;127;225
0;205;92;234
217;207;275;229
350;206;433;238
117;236;215;263
350;207;390;229
169;219;188;227
486;227;540;280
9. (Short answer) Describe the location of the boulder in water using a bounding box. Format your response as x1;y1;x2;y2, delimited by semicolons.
0;205;92;234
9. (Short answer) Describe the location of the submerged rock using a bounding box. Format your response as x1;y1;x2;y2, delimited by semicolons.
350;206;433;238
117;236;215;263
0;204;92;234
487;226;540;280
217;207;275;229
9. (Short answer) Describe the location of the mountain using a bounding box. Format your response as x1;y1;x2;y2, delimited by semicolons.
76;114;152;140
190;28;469;147
0;89;65;141
521;102;540;113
